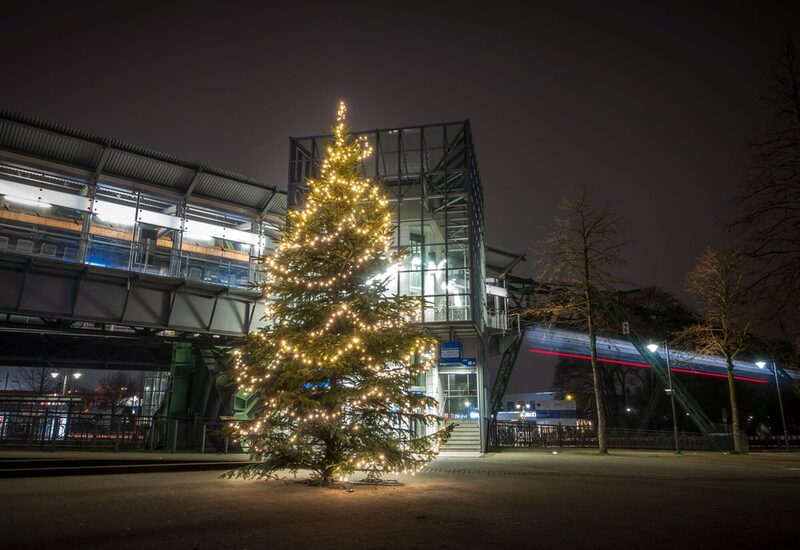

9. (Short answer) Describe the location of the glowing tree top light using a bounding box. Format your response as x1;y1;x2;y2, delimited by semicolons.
228;102;451;484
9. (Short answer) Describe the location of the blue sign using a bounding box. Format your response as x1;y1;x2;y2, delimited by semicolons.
534;410;577;419
461;358;476;367
440;342;462;363
303;380;331;390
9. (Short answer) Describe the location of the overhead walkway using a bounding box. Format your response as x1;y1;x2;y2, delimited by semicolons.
0;109;284;337
0;110;288;424
490;324;797;436
525;326;777;385
0;251;265;336
489;276;797;436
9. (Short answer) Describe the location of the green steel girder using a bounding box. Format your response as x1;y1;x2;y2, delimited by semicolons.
158;342;227;420
490;334;524;416
599;298;720;437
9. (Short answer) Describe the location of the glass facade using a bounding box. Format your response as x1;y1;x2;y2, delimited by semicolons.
0;164;277;289
290;121;490;441
289;121;485;329
440;371;479;420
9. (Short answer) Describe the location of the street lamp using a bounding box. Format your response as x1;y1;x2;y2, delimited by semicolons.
647;342;681;454
756;360;789;452
51;371;83;395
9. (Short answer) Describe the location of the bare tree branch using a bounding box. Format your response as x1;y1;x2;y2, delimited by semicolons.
528;184;630;453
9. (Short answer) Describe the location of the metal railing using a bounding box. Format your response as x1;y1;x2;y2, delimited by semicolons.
747;435;800;451
488;421;733;452
0;411;235;453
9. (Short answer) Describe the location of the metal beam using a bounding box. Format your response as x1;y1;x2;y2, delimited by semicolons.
245;301;259;333
207;294;220;332
183;168;204;199
259;189;278;217
71;268;87;317
15;262;31;312
120;276;138;322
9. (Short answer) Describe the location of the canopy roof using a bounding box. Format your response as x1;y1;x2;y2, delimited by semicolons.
486;244;526;277
0;110;286;219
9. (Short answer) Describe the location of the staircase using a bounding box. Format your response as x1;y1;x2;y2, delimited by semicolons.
489;334;524;416
440;422;482;455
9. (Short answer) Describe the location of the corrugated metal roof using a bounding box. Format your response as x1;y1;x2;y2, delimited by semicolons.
104;149;196;189
0;110;286;217
0;117;102;167
269;192;288;212
195;173;266;209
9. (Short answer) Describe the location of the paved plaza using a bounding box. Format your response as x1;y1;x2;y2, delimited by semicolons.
2;450;800;549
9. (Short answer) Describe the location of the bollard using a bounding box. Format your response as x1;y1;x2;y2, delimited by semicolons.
172;419;178;453
201;424;207;454
224;437;229;455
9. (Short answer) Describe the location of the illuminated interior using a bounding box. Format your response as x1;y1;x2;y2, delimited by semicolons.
0;166;278;288
289;122;484;325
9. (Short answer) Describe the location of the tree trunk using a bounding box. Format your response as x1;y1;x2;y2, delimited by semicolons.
725;357;746;453
322;433;336;484
322;464;335;485
587;312;608;453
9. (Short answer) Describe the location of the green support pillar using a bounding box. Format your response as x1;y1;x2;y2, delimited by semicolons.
161;342;229;420
164;342;194;418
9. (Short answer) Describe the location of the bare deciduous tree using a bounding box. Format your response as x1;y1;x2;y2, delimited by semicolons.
93;371;141;416
530;184;630;453
12;367;58;393
678;246;754;453
734;38;800;342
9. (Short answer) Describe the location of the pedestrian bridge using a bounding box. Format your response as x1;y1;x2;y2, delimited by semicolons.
0;250;266;337
0;109;283;337
524;325;780;385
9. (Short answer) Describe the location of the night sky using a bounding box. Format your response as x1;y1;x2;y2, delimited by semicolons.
2;1;799;391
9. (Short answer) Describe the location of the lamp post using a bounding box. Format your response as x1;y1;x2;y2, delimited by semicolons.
51;371;83;395
756;360;789;452
647;342;680;454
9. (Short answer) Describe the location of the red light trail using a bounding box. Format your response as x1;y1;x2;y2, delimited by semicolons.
528;348;768;384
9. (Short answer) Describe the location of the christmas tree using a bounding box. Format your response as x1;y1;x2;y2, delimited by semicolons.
230;102;451;484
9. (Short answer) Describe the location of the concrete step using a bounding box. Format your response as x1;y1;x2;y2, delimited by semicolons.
447;424;480;432
442;422;482;453
0;457;249;478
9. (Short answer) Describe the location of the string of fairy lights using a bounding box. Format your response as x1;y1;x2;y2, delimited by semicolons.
230;102;446;479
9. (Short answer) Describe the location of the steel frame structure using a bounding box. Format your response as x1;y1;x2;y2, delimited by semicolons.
0;253;265;336
289;121;487;334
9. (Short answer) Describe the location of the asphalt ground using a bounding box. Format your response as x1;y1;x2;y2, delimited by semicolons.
1;449;799;549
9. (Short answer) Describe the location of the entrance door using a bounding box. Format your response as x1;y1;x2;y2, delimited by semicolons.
440;372;478;421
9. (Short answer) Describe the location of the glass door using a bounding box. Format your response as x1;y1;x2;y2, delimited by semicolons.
440;372;478;421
